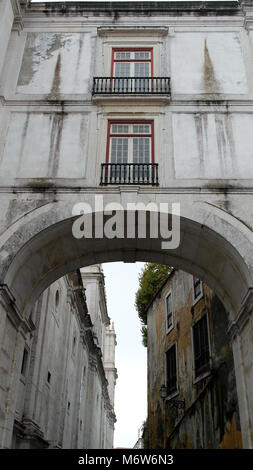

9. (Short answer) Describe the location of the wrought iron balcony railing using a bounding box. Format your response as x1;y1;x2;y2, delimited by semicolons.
100;163;159;186
92;77;170;95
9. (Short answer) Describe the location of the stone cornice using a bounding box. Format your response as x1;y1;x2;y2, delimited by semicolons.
97;26;168;37
13;0;253;33
5;97;253;109
227;287;253;339
0;284;33;335
11;0;25;32
11;0;22;16
25;1;240;16
92;95;170;106
19;418;49;447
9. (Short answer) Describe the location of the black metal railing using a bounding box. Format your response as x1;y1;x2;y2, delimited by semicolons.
92;77;170;95
100;163;159;185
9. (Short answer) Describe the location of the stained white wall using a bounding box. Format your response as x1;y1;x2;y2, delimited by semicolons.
170;32;248;95
1;112;88;178
172;113;253;179
0;25;253;185
17;32;92;96
10;270;115;449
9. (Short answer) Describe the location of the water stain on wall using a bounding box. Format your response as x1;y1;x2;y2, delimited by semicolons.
47;113;65;177
192;112;238;179
49;53;61;99
17;33;71;88
203;39;220;93
17;113;30;174
194;114;205;177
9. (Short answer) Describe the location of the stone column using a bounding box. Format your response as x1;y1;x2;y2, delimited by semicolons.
0;1;13;77
228;288;253;448
0;0;24;78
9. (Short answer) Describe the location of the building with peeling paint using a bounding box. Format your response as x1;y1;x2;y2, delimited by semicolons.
1;0;253;449
11;265;117;449
147;269;242;449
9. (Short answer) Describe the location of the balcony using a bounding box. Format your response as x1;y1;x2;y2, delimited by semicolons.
92;77;170;104
93;77;170;95
100;163;159;186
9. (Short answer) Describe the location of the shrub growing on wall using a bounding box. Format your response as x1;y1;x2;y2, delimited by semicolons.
135;263;172;346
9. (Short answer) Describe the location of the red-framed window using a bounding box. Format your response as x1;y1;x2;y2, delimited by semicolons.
106;120;154;164
110;48;153;93
111;48;153;78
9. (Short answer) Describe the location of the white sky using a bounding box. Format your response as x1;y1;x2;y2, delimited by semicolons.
102;262;146;449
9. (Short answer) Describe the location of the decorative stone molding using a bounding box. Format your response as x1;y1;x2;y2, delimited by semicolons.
227;287;253;340
97;27;168;37
19;418;49;448
92;95;170;106
240;0;253;29
0;283;22;326
11;0;25;32
0;284;35;337
88;355;97;372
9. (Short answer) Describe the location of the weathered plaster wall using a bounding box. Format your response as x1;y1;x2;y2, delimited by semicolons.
172;112;253;179
17;32;92;96
1;112;88;178
171;32;248;94
147;270;242;449
0;11;253;186
9;267;116;449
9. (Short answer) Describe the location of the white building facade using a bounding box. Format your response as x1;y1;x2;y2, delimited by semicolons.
1;0;253;449
11;266;117;449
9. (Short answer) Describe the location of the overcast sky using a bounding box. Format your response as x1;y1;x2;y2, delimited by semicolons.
102;262;146;448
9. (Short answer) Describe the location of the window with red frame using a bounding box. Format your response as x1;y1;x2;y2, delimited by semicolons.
105;121;154;182
106;121;154;165
111;48;153;92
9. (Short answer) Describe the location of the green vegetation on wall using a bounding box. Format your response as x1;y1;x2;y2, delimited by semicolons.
135;263;172;346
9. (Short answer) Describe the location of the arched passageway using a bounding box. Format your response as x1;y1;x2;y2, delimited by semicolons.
0;203;253;448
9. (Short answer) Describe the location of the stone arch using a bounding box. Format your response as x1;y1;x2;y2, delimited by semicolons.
0;200;253;448
1;201;252;319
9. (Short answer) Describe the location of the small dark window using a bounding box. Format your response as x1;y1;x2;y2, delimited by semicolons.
166;293;173;332
68;401;70;410
72;335;76;355
55;290;60;308
47;371;51;384
193;277;202;301
21;349;29;376
166;344;177;395
193;315;210;378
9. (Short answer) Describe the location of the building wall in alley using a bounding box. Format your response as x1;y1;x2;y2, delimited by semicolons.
147;269;242;449
11;265;117;449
